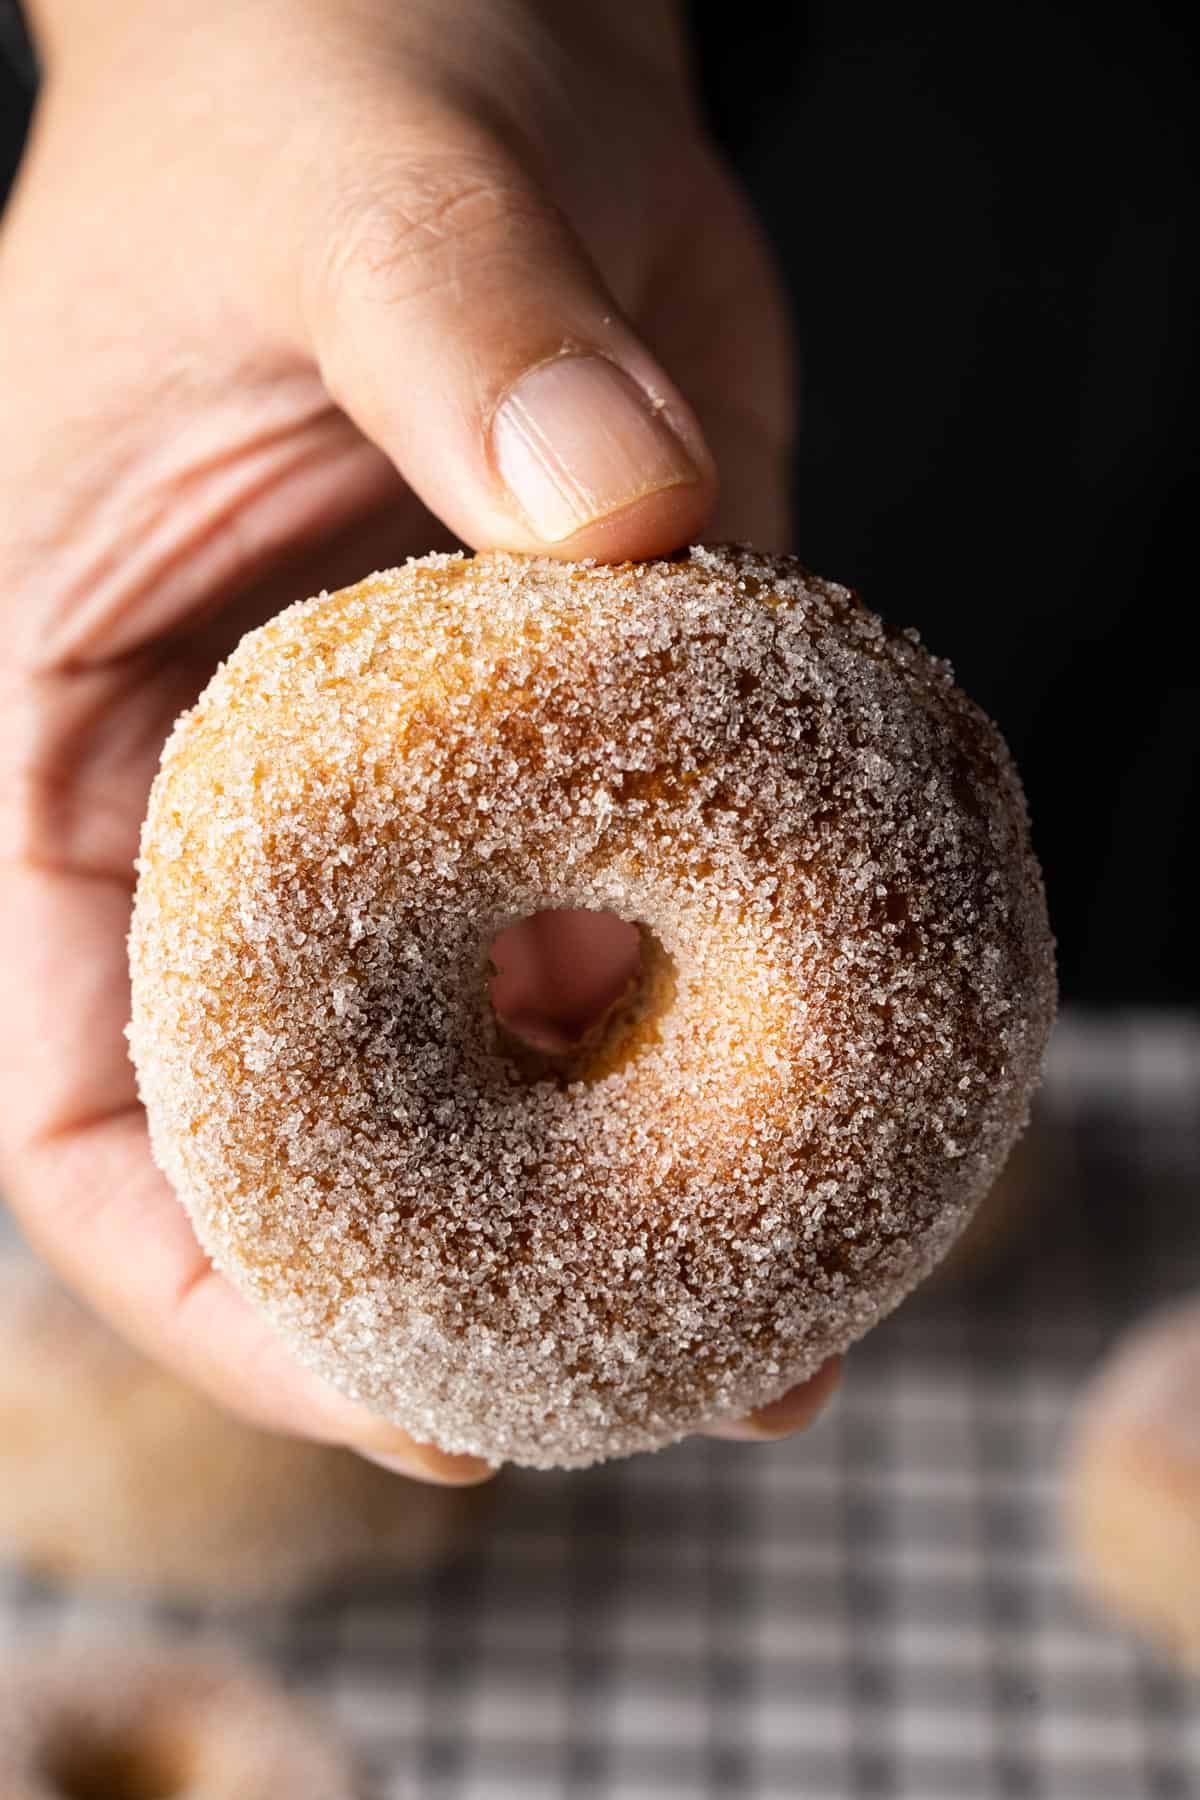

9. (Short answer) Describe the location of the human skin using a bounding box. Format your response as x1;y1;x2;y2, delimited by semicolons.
0;0;839;1482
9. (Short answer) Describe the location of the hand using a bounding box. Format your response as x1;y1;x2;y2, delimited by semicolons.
0;0;836;1480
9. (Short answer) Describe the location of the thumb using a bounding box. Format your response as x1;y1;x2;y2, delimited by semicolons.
287;128;718;559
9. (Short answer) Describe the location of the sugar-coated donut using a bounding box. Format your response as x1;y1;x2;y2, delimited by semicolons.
0;1644;350;1799
129;546;1055;1468
1066;1300;1200;1666
0;1261;482;1599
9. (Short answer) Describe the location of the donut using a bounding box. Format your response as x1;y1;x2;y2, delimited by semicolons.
0;1260;484;1600
0;1643;350;1799
129;545;1056;1468
1065;1300;1200;1666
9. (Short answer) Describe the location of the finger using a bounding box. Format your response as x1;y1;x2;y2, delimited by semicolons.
641;160;794;549
700;401;792;549
268;116;718;559
705;1358;844;1442
0;862;493;1487
488;909;643;1050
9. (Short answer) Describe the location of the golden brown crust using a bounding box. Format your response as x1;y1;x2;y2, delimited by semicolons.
129;547;1056;1466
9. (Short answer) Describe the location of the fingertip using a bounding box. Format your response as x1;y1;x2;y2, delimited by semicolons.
706;1357;844;1443
298;128;721;567
358;1442;500;1488
529;469;719;564
485;350;718;562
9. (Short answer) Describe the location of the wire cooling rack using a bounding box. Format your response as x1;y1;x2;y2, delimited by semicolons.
2;1010;1199;1798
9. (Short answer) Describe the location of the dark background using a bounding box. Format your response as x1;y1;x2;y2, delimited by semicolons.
3;4;1196;1005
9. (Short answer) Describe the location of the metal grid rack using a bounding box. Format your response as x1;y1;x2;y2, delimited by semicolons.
2;1012;1199;1798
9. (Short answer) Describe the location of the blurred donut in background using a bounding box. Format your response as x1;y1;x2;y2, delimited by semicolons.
0;1641;351;1798
0;1259;488;1603
1065;1298;1200;1667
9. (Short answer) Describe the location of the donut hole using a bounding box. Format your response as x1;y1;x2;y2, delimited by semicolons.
40;1728;189;1800
487;909;666;1082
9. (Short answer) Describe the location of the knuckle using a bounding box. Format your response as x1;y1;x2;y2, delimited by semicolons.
315;148;565;318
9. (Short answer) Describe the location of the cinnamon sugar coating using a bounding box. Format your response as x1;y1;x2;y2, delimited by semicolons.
128;547;1055;1467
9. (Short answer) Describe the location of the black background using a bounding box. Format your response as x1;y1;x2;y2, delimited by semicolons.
693;3;1198;1006
4;4;1196;1004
